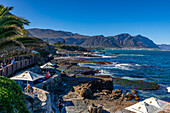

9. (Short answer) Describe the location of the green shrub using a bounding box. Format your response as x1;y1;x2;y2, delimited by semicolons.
15;37;38;44
0;76;29;113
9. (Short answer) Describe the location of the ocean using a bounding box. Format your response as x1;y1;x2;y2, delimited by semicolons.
78;50;170;101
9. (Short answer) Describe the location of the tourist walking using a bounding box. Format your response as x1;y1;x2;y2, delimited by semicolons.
11;58;15;64
58;99;64;113
0;63;4;72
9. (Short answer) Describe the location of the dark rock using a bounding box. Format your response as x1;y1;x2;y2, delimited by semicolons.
131;90;137;94
80;87;92;98
113;53;120;55
119;94;125;101
125;92;134;101
124;90;128;93
134;94;138;98
110;89;122;99
112;89;122;94
73;78;113;98
102;89;111;95
135;97;140;101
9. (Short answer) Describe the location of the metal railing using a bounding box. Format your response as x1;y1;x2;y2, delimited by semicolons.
0;58;35;77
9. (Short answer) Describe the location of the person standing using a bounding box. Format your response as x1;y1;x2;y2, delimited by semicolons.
46;71;50;79
58;99;64;113
11;58;15;64
25;84;33;94
0;63;4;73
42;71;45;76
0;63;3;69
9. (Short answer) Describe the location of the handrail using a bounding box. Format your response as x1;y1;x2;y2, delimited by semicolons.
0;58;35;77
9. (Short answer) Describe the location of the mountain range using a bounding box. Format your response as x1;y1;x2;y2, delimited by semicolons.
28;28;159;48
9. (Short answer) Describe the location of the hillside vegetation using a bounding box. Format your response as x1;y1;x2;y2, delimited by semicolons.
53;43;88;52
0;76;29;113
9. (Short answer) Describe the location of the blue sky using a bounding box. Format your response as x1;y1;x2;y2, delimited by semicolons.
1;0;170;44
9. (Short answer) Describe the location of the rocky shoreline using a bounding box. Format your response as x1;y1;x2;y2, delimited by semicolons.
52;55;160;91
49;49;163;112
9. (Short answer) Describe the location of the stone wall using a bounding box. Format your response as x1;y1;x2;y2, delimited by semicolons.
34;74;62;90
33;87;53;113
25;74;62;113
24;87;53;113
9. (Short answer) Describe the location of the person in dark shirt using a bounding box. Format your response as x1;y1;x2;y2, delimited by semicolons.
58;99;64;113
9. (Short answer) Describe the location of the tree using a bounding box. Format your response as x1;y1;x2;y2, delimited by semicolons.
62;40;65;44
57;41;61;45
0;5;30;44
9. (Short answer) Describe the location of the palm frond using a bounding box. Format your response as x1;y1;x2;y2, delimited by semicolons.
0;15;30;28
0;26;22;41
0;5;13;19
0;5;30;46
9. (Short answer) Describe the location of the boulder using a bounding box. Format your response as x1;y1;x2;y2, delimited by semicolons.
125;92;134;101
102;89;111;95
124;90;128;93
73;83;93;98
135;97;140;101
112;89;122;94
93;78;113;91
131;89;137;94
121;93;125;98
80;87;92;98
73;78;113;98
110;89;122;99
134;94;138;98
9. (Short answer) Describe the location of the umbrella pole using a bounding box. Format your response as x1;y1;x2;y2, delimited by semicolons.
27;80;28;94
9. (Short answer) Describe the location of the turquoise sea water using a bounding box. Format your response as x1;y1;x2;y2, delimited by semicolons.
94;50;170;85
78;50;170;101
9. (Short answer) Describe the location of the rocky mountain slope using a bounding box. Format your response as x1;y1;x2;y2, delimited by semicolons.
28;28;159;48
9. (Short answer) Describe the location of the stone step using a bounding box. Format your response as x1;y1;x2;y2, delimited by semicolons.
65;106;79;113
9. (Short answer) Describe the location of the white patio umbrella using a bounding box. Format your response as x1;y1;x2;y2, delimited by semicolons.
40;62;56;74
10;71;45;93
125;97;170;113
144;97;169;110
125;101;149;113
40;62;55;68
40;65;55;69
